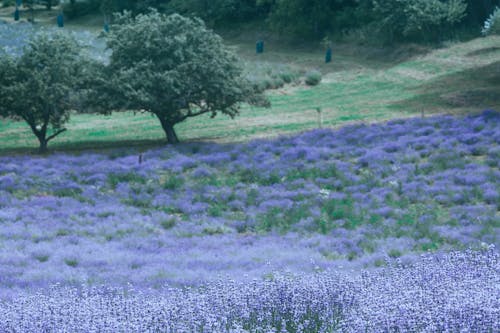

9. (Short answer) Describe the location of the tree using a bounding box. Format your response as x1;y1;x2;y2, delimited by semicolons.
39;0;57;10
0;32;89;153
371;0;468;42
463;0;500;27
100;0;115;26
166;0;262;26
482;6;500;35
23;0;36;22
91;10;269;144
266;0;330;37
260;0;360;38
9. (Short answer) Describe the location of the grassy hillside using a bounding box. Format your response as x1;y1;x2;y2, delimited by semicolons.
0;8;499;154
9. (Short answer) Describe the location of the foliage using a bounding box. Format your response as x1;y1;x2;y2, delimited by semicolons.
113;0;183;14
259;0;361;38
262;0;332;38
99;0;114;16
5;0;61;9
482;6;500;35
166;0;263;26
48;0;500;42
38;0;59;10
304;69;322;86
61;0;264;24
463;0;500;27
90;10;268;144
371;0;468;42
260;0;474;41
1;0;14;7
245;61;301;91
62;0;100;19
0;31;93;152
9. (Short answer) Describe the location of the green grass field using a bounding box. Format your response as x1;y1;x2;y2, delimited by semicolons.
0;6;499;154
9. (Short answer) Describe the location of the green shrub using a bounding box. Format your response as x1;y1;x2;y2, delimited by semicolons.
372;0;467;43
257;205;310;233
245;63;300;92
34;254;50;262
279;71;295;84
162;175;185;190
166;0;262;26
305;70;322;86
202;225;230;235
64;258;79;267
482;7;500;36
160;218;176;230
38;0;59;10
53;187;83;198
63;0;100;19
388;249;402;258
2;0;15;7
270;77;285;89
107;172;146;189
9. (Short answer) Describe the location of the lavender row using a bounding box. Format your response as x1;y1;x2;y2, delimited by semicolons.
1;248;497;332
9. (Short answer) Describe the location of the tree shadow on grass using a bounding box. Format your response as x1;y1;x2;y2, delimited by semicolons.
0;139;169;156
0;136;242;157
466;46;500;57
390;60;500;115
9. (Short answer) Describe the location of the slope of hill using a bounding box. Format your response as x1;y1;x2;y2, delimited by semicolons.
0;15;499;153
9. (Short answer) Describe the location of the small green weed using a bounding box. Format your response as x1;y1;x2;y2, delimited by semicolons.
108;172;147;189
160;218;176;230
64;259;79;267
163;176;185;190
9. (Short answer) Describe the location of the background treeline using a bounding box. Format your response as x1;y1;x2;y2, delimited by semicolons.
2;0;499;42
2;0;58;10
55;0;500;42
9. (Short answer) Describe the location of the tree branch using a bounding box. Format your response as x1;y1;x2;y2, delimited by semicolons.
46;128;67;142
22;115;41;138
178;108;210;122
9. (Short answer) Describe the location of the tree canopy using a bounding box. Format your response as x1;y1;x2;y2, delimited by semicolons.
371;0;468;42
91;10;269;144
0;32;91;153
60;0;500;42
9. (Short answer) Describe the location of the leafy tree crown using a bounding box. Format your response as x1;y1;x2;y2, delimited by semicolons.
94;10;268;143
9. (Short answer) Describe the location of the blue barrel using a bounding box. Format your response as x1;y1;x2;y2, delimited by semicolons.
104;23;110;33
325;47;332;63
14;8;20;21
57;14;64;28
16;0;22;6
256;40;264;54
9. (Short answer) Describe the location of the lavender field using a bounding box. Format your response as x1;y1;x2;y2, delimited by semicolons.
1;111;499;331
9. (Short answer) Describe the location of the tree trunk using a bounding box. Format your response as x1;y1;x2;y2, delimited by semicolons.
165;126;178;144
157;116;179;144
31;125;49;154
38;137;48;154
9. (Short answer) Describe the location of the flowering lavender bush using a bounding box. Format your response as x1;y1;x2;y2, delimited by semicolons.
0;111;499;330
0;111;499;287
0;21;108;61
0;21;33;57
0;248;497;332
